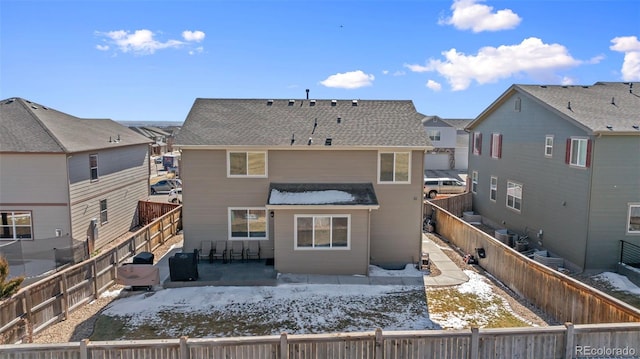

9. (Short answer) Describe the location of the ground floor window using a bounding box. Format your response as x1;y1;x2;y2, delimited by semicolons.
506;181;522;212
628;204;640;234
295;215;350;249
490;176;497;201
0;211;33;240
100;200;108;225
229;208;267;239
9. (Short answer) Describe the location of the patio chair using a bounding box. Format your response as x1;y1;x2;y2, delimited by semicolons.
212;241;227;263
245;241;261;261
229;241;244;262
198;241;214;263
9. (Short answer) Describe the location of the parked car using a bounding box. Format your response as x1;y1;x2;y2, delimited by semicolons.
423;177;466;199
151;179;182;194
154;157;162;164
168;188;182;204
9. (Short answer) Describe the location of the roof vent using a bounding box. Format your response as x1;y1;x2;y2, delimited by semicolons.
331;100;337;106
567;101;572;110
633;125;639;130
31;105;38;109
352;100;358;106
5;99;14;104
337;117;342;124
290;133;295;145
288;100;295;106
310;100;316;106
606;125;613;130
307;137;312;146
611;97;615;105
325;137;332;146
267;100;273;106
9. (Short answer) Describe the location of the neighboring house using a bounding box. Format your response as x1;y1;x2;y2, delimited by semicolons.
0;98;152;278
128;126;173;156
175;98;432;275
466;82;640;272
422;116;471;171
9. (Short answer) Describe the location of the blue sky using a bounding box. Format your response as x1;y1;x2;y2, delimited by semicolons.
1;0;639;122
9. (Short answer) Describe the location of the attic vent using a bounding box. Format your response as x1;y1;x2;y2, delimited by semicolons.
352;100;358;106
331;100;337;106
267;100;273;106
288;100;295;106
31;105;38;109
325;137;332;146
310;100;316;106
606;125;613;130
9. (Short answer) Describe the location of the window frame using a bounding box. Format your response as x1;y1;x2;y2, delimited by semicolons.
227;151;268;178
228;208;268;240
490;176;497;202
294;214;351;250
378;151;411;184
628;204;640;234
0;211;33;240
99;199;108;225
545;135;554;158
471;171;478;194
506;181;523;212
566;137;591;168
89;154;99;182
427;129;441;142
472;132;482;155
490;133;502;159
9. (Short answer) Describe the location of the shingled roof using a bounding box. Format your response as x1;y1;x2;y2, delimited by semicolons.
0;98;151;153
469;82;640;135
176;99;431;148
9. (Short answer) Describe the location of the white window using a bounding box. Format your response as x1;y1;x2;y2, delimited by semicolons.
295;215;350;249
427;130;441;141
545;136;553;157
472;171;478;193
379;152;410;183
490;133;502;159
228;151;267;177
506;181;522;212
628;204;640;234
90;154;99;181
100;200;108;225
490;176;497;201
0;211;33;240
229;208;267;240
566;138;590;167
473;132;482;155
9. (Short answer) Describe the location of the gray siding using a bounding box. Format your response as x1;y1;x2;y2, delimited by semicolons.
469;93;592;269
68;144;149;249
586;135;640;270
180;148;424;271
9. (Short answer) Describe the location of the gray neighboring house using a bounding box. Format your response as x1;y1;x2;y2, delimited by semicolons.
422;116;472;171
128;126;174;156
0;98;152;279
175;98;431;275
466;82;640;272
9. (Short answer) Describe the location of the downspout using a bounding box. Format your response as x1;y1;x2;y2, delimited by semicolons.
582;135;597;272
367;208;371;275
66;154;73;249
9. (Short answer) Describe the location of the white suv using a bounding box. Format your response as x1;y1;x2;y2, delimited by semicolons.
424;178;466;199
168;188;182;204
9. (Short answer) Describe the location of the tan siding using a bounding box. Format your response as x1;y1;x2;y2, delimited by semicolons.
0;153;69;203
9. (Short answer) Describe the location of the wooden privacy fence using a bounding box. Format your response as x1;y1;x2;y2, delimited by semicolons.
0;202;182;344
429;204;640;324
2;323;639;359
424;192;472;219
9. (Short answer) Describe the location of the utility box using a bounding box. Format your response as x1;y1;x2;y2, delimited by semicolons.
133;252;154;265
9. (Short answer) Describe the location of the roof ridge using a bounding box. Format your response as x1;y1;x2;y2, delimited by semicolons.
15;98;68;152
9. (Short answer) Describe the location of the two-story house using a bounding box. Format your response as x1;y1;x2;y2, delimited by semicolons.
0;98;152;278
466;82;640;272
175;98;431;275
422;116;472;171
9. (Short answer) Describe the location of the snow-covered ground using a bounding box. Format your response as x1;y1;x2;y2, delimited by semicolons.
592;271;640;295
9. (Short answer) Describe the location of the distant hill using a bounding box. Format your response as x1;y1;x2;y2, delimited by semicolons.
118;121;183;128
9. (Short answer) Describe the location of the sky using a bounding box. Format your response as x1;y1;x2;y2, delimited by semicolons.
1;0;639;123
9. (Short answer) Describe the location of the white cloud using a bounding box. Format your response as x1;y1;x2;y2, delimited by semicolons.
96;44;109;51
610;36;640;81
560;76;575;86
382;70;389;75
405;37;580;91
320;70;374;89
189;46;204;55
426;80;442;91
439;0;521;32
182;30;205;42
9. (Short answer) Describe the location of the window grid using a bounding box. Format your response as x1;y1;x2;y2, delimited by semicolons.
506;181;522;212
472;171;478;193
428;130;441;141
490;176;497;201
100;200;108;225
545;136;554;157
295;215;350;250
90;154;98;181
0;211;33;240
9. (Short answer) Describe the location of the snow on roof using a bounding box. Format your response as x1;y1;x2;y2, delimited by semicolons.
269;189;355;205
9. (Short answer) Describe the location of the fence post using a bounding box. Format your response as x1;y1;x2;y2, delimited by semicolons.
80;339;89;359
564;322;574;359
180;336;189;359
470;327;479;359
91;259;99;300
61;272;69;321
375;328;384;359
280;333;288;359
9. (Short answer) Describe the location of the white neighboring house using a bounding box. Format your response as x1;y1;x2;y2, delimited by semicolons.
422;116;472;171
0;98;151;279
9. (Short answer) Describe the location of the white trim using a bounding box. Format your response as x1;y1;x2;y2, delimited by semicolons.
227;207;268;240
294;214;351;250
226;150;268;178
569;137;588;167
544;135;553;158
377;151;412;184
471;171;478;194
0;210;33;241
506;181;522;212
627;203;640;235
99;199;108;225
89;154;99;182
490;176;497;202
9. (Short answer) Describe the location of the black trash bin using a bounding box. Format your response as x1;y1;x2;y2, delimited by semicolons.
133;251;154;265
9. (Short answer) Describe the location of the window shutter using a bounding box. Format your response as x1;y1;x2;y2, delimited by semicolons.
489;135;493;157
498;134;503;158
586;139;592;168
565;138;571;164
478;133;482;155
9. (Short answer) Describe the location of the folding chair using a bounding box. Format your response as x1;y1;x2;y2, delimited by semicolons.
212;241;227;263
229;241;244;262
245;241;261;261
198;241;213;263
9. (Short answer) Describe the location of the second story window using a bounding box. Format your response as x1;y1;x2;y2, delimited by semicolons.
473;132;482;155
100;199;108;225
545;136;554;157
490;133;502;159
228;151;267;177
379;152;410;183
89;154;99;181
490;176;497;201
471;171;478;193
427;130;441;141
565;138;591;168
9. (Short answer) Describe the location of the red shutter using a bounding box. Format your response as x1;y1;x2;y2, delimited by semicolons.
478;133;482;155
498;134;503;159
565;138;571;164
586;139;592;167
